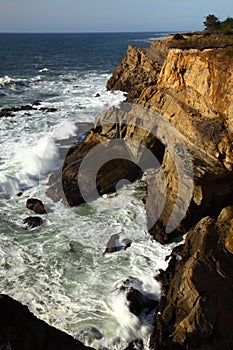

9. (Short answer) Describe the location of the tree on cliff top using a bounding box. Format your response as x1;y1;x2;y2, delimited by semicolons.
203;14;220;31
220;17;233;34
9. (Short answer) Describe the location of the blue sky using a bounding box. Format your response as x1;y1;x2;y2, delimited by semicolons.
1;0;233;33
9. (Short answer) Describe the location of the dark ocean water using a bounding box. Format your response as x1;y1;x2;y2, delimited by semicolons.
0;32;170;107
0;32;174;349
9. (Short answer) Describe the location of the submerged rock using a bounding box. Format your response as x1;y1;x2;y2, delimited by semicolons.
76;326;103;346
0;294;94;350
124;339;144;350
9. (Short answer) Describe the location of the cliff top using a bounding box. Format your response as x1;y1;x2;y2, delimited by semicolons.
155;31;233;50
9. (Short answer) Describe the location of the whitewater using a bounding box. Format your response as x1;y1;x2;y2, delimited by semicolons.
0;32;174;349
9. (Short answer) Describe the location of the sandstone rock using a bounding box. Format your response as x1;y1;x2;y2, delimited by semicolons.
47;105;165;206
150;209;233;350
106;44;164;102
146;147;233;243
0;294;94;350
26;198;47;214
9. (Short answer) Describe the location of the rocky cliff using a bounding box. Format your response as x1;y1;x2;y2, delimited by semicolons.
105;34;233;349
45;34;233;349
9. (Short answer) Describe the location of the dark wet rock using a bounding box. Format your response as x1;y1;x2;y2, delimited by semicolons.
23;216;43;229
103;235;133;255
32;100;41;106
124;338;144;350
116;277;159;316
16;192;23;197
121;238;132;250
47;126;143;206
26;198;47;214
0;294;94;350
0;109;14;118
46;105;163;206
95;93;100;97
39;107;57;113
103;234;121;254
150;207;233;350
76;326;103;346
126;287;158;316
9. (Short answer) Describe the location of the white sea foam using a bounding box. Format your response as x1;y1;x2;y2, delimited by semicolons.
0;58;172;348
14;136;60;177
0;75;12;86
53;120;78;140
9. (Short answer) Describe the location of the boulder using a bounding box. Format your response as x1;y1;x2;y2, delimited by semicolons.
126;287;158;316
23;216;43;229
103;234;133;255
103;234;121;254
26;198;47;214
0;294;94;350
117;277;158;316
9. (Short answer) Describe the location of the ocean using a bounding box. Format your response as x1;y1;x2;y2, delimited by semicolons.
0;32;174;349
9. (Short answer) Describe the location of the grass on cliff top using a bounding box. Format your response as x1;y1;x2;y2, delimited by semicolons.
168;32;233;50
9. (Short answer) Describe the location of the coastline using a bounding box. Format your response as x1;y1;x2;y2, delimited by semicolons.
1;30;233;349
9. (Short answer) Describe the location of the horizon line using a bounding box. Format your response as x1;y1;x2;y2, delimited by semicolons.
0;29;198;35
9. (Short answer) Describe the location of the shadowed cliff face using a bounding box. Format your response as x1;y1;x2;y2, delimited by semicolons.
0;294;94;350
150;207;233;350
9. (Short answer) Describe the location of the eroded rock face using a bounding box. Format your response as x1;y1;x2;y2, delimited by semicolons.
138;46;233;171
0;294;94;350
150;207;233;350
47;105;165;206
107;39;233;243
106;45;164;102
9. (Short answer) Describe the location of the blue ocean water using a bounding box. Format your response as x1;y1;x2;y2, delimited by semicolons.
0;32;174;349
0;32;170;107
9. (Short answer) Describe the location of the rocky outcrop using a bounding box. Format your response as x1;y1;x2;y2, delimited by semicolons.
47;104;165;206
138;46;233;169
106;37;233;242
150;207;233;350
106;43;167;102
0;294;93;350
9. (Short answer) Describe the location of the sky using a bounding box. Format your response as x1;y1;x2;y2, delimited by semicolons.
0;0;233;33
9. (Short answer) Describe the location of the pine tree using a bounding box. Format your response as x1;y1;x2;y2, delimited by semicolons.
203;14;220;31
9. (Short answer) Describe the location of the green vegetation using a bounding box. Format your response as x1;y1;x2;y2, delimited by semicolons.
204;14;233;34
167;15;233;50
